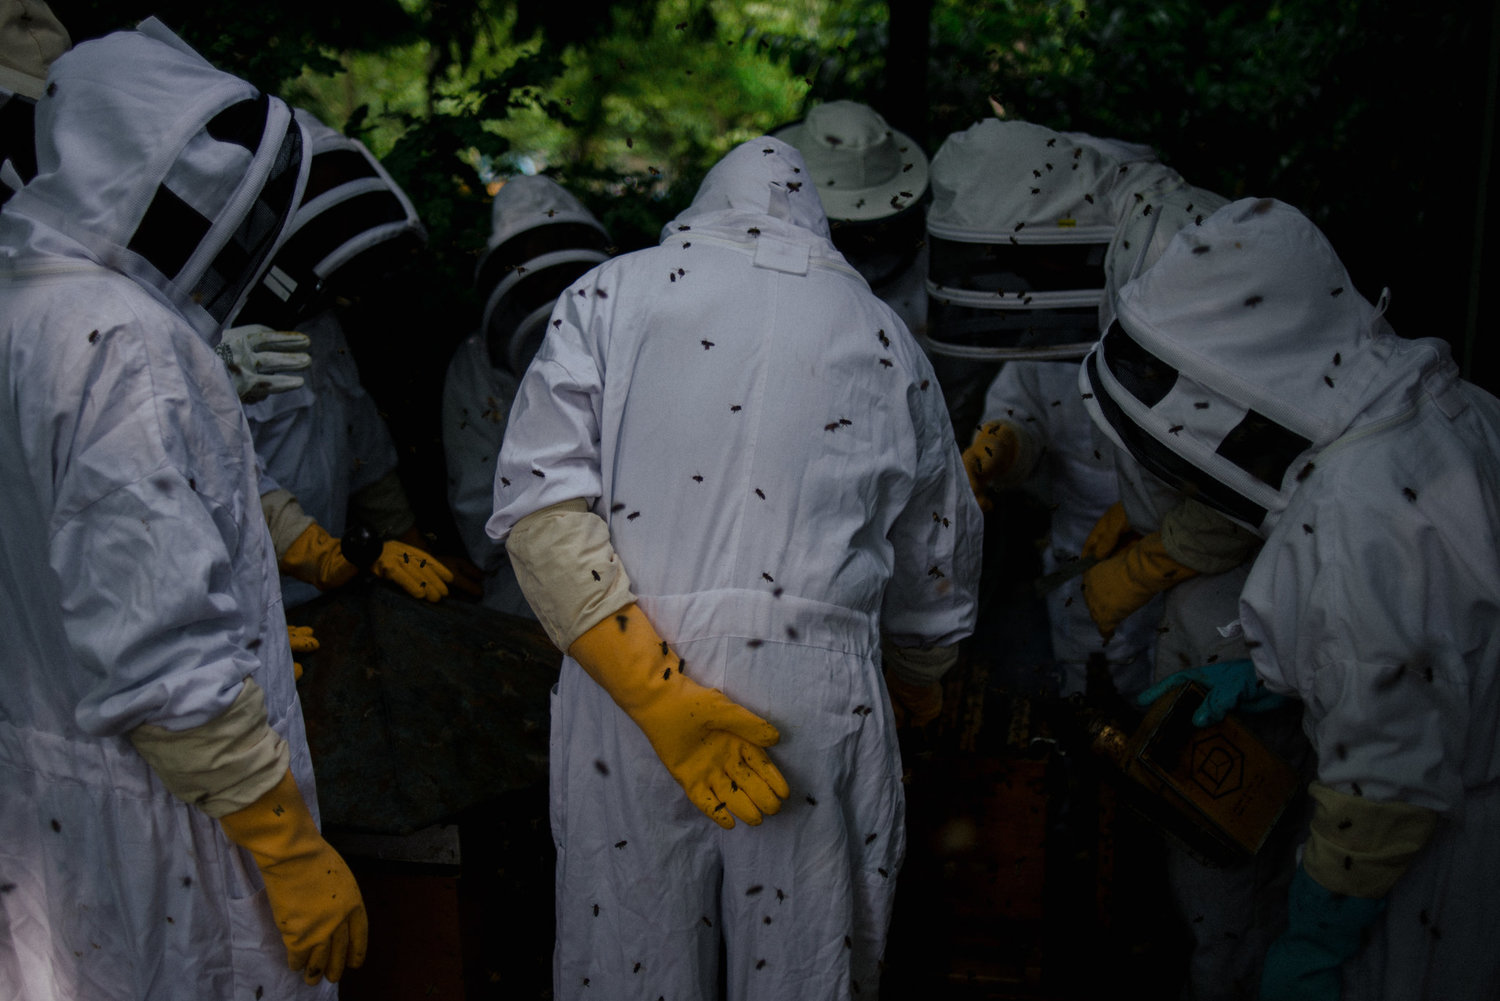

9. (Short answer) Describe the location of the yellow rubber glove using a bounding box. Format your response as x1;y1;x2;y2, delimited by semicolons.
960;421;1020;512
217;769;367;984
1081;501;1139;561
1081;531;1197;638
287;624;318;681
278;523;359;591
371;540;453;602
279;523;453;602
884;668;943;728
568;603;791;829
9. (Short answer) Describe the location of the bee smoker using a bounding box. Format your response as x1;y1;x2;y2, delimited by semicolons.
1079;682;1301;866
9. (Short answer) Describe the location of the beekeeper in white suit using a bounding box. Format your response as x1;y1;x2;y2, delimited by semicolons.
1084;179;1319;1001
442;173;611;616
941;117;1179;698
0;21;364;998
1085;197;1500;1001
236;111;459;612
487;136;981;1001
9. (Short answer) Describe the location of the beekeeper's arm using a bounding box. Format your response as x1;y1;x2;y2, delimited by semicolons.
882;367;984;726
489;281;788;829
1082;495;1258;637
52;452;363;984
262;482;453;602
960;364;1048;512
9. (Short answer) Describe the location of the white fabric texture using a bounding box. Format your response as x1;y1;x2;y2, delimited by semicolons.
505;499;636;649
1111;199;1500;1001
1100;180;1229;334
0;0;68;99
0;22;328;1001
487;136;981;1001
440;330;532;615
926;119;1167;243
243;307;401;608
979;359;1156;696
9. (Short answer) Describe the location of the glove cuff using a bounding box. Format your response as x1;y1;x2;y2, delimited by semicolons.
1159;497;1260;575
129;679;291;818
882;639;960;686
1303;782;1438;898
262;488;317;560
507;498;638;651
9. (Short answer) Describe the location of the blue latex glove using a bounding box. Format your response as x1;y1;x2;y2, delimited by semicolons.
1135;658;1287;726
1260;864;1385;1001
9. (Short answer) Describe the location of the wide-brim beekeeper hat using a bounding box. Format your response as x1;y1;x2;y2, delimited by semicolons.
772;100;928;222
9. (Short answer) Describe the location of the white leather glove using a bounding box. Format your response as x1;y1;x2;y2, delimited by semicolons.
217;324;311;403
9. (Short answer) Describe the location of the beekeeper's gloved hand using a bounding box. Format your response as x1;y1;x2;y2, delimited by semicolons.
278;522;452;602
128;680;367;984
1081;530;1195;637
287;624;318;681
370;538;453;602
217;324;311;403
1080;501;1139;560
1136;658;1288;725
218;769;368;983
1260;784;1437;1001
569;603;790;829
278;523;359;591
960;421;1020;512
882;640;959;728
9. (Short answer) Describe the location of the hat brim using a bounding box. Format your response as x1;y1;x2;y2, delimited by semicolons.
772;120;930;223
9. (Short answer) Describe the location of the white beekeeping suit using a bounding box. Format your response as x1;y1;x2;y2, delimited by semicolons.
940;117;1179;697
487;136;981;1001
1085;197;1500;1001
237;112;435;610
0;21;363;999
442;174;610;616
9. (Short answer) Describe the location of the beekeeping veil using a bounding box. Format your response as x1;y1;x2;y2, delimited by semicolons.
236;111;424;330
474;174;610;374
11;18;307;343
923;118;1177;361
1081;198;1401;534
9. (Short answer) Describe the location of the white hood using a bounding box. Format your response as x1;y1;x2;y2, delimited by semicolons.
663;135;833;245
1083;197;1456;534
1;18;307;344
1099;179;1230;333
